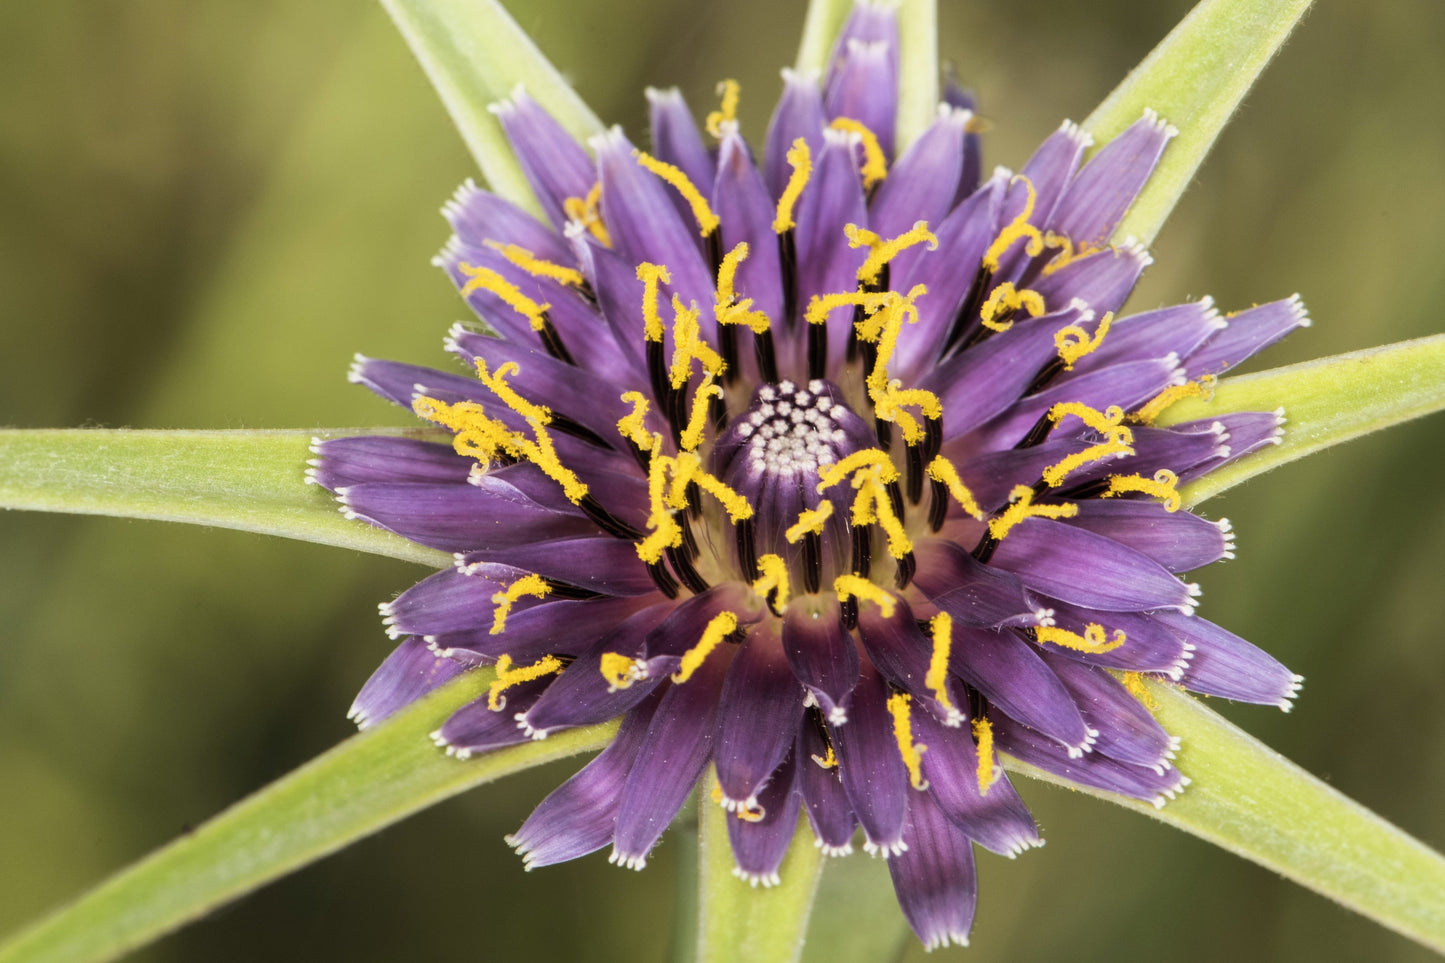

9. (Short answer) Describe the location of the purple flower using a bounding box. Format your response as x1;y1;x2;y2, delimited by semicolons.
313;5;1307;950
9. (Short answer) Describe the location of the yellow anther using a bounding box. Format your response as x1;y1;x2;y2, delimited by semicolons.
785;500;835;543
925;613;958;717
1105;469;1183;512
979;281;1047;332
563;182;611;246
1121;672;1161;711
689;464;755;523
634;149;720;237
490;574;551;635
816;448;899;491
458;262;551;332
1133;375;1217;425
811;743;838;769
487;653;564;710
1055;311;1114;369
833;574;896;618
617;391;655;451
475;360;550;424
483;241;586;288
829;117;888;188
886;693;929;791
1039;231;1102;277
982;175;1046;272
673;611;740;683
1048;402;1133;443
988;485;1079;541
872;385;941;444
972;716;998;796
669;295;725;388
925;457;985;520
704;79;741;138
846;221;938;286
772;138;812;233
1036;623;1127;654
853;286;926;385
713;243;773;334
850;467;913;559
636;262;672;342
600;652;645;691
637;453;684;564
1040;436;1135;488
752;553;791;610
680;376;723;452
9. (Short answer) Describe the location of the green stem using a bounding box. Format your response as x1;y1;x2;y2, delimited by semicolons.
794;0;852;77
0;672;617;963
895;0;939;152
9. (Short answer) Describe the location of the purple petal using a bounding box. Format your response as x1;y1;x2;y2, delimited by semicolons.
1155;611;1303;709
1049;110;1176;248
940;435;1092;513
941;78;981;204
1178;410;1286;483
781;594;859;725
492;88;596;231
715;619;806;808
566;229;651;381
1039;650;1179;772
1029;239;1151;319
714;129;785;327
796;715;857;855
794;128;868;368
887;788;978;952
308;435;471;491
1183;295;1309;377
950;625;1094;754
348;637;470;730
764;68;827;199
434;678;548;758
726;752;805;887
441;179;573;265
463;535;653;597
855;593;964;724
823;7;898;157
337;481;590;554
1065;298;1225;375
1037;600;1196;680
647;86;716;208
869;105;968;240
912;538;1047;629
829;659;909;855
1063;500;1235;573
430;595;651;663
381;564;507;638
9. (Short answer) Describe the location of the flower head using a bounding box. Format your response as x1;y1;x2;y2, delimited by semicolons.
313;4;1306;949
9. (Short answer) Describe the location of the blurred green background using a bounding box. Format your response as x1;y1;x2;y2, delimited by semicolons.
1;1;1442;960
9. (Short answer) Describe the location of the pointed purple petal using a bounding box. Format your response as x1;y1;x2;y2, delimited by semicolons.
912;538;1047;629
781;594;859;725
824;28;898;158
1030;239;1151;319
869;105;968;239
950;625;1093;754
727;752;805;887
337;481;590;554
1049;110;1176;248
492;88;597;231
1065;298;1224;374
1183;295;1310;377
429;594;651;663
1037;600;1196;680
794;129;868;369
1039;650;1178;771
1064;500;1235;573
855;593;964;725
715;619;806;808
888;788;977;952
308;435;471;491
1155;611;1303;709
797;716;857;855
714;129;785;330
434;678;548;757
647;86;716;200
764;68;828;199
348;637;470;730
829;658;909;855
442;179;574;265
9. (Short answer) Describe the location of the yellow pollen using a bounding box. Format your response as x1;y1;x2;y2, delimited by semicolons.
475;360;550;424
487;653;564;710
785;500;835;543
828;117;888;188
669;294;725;388
832;574;895;618
1049;402;1133;442
982;175;1046;272
483;241;586;288
704;78;741;138
617;391;655;451
1039;231;1103;277
811;743;838;769
1055;311;1115;369
979;281;1046;332
850;467;912;559
490;574;551;635
1040;436;1135;488
563;182;611;246
1133;375;1218;425
636;262;672;342
988;485;1079;541
458;262;551;332
1036;623;1127;653
673;611;740;683
925;613;958;716
600;652;645;692
925;457;985;520
1122;672;1161;711
972;716;997;795
633;149;720;237
1105;469;1183;512
637;453;684;564
846;221;938;286
680;376;724;452
872;385;941;444
886;693;929;791
816;448;898;491
752;553;791;610
772;138;812;233
713;243;773;334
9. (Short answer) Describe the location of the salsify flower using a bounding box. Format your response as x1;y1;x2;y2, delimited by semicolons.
311;3;1307;949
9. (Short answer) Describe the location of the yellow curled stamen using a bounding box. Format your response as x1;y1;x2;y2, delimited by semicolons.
600;652;645;692
483;241;586;288
785;500;835;543
1055;311;1115;369
1039;231;1102;277
475;360;550;424
886;693;929;790
1121;672;1161;711
972;716;997;795
1040;436;1135;488
1048;402;1133;443
816;448;899;491
673;611;740;683
811;742;838;769
412;396;510;463
1105;469;1183;512
850;468;912;559
982;175;1046;271
1036;623;1127;654
679;376;723;452
487;653;564;710
713;244;773;334
925;457;985;520
828;117;888;188
846;221;938;286
617;391;655;451
873;385;941;445
637;453;684;564
979;281;1046;332
490;574;551;635
634;149;720;237
704;78;741;138
752;553;791;610
458;263;551;332
772;138;812;233
1133;375;1218;425
989;485;1080;541
669;295;725;388
925;613;958;717
833;574;896;618
563;182;611;246
636;262;672;342
664;450;755;523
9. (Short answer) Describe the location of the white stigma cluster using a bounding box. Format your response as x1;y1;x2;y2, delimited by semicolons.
735;379;849;479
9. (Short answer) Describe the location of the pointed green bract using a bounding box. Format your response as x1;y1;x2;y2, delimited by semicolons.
1007;680;1445;955
794;0;853;77
379;0;605;218
1084;0;1313;246
0;428;453;568
696;778;824;963
1170;335;1445;507
0;670;618;963
894;0;938;152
